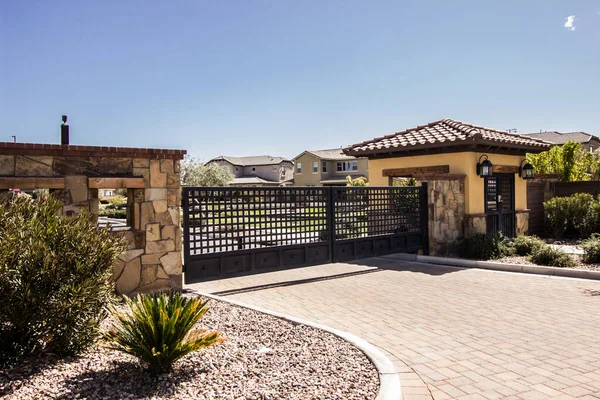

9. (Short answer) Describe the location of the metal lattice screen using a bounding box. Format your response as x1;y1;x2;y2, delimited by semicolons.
184;187;328;255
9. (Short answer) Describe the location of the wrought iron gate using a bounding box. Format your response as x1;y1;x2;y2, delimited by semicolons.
183;184;429;283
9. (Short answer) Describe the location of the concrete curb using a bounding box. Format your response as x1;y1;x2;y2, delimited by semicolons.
186;288;402;400
382;253;600;281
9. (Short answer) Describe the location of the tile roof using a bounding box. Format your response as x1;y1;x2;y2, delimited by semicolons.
525;131;598;145
303;149;358;160
344;118;553;157
208;155;292;166
230;176;280;185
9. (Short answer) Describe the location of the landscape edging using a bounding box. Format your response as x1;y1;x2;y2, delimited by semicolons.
185;288;403;400
386;254;600;280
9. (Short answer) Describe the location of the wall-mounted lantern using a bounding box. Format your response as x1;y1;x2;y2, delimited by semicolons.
519;159;535;180
476;154;493;177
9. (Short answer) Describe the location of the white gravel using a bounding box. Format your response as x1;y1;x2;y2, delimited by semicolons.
1;297;378;399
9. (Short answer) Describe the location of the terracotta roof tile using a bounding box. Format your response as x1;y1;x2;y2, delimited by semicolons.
344;118;553;156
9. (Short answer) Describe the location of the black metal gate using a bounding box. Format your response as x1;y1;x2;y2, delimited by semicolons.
183;184;429;283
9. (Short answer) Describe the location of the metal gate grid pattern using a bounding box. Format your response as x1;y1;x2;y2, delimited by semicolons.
183;185;429;283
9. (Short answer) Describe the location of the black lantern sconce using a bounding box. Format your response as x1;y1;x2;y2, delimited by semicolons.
519;159;535;180
476;154;493;177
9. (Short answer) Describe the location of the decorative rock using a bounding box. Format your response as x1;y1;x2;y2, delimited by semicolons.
15;155;53;176
145;188;167;201
174;160;181;173
175;226;182;251
142;252;165;265
160;251;183;275
146;239;175;254
133;158;150;168
65;175;88;203
153;200;168;213
133;167;149;183
161;225;176;241
118;249;144;263
116;257;141;294
140;202;155;231
146;223;161;241
150;160;167;187
0;155;15;175
160;159;174;174
141;265;158;285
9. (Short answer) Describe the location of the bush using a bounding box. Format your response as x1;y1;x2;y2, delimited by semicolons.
108;195;127;208
0;195;128;365
104;292;224;373
581;234;600;264
511;235;546;256
529;246;576;268
570;193;598;238
99;208;127;219
459;233;512;260
544;197;571;238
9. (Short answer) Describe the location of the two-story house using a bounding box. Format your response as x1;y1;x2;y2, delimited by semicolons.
292;148;368;186
526;131;600;152
206;155;294;186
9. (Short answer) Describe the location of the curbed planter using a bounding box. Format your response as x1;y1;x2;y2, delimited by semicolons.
383;253;600;281
185;288;402;400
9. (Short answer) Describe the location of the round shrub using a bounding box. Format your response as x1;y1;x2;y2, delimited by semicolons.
459;233;512;260
581;234;600;264
0;195;128;365
529;246;576;269
511;235;546;256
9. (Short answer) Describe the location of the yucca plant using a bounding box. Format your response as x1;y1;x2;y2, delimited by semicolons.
103;291;223;373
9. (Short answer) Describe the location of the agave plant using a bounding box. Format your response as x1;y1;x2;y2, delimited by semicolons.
103;291;223;372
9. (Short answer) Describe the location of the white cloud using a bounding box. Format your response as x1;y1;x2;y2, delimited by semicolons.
564;15;575;31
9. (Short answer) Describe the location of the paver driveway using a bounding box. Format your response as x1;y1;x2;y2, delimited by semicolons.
186;256;600;400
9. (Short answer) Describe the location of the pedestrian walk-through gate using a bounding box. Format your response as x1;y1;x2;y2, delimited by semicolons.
183;185;429;283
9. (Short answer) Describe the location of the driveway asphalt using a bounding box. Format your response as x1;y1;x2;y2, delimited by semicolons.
186;256;600;400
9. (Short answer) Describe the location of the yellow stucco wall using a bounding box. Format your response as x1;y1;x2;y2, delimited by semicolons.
368;152;527;214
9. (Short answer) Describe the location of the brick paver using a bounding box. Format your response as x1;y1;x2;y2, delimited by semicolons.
187;256;600;399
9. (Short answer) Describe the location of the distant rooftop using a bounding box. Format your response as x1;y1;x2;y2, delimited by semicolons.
207;155;292;166
525;131;598;145
293;148;358;161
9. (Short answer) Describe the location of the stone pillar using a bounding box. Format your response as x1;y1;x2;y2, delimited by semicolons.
464;214;487;237
516;210;530;236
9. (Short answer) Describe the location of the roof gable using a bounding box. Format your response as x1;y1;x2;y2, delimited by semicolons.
208;155;292;166
526;131;597;145
293;148;359;161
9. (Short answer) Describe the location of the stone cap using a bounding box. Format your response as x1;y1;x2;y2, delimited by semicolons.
0;142;186;160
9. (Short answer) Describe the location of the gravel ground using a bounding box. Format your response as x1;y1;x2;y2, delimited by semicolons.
1;297;378;400
496;254;600;271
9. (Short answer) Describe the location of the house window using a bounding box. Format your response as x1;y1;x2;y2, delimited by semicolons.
296;162;302;173
312;161;318;173
322;161;327;173
252;167;256;171
336;161;359;172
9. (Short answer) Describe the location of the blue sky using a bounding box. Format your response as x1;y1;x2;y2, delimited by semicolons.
1;1;599;160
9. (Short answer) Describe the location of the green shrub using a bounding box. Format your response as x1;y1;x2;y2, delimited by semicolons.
581;234;600;264
544;197;571;238
529;246;576;268
459;233;512;260
570;193;598;238
108;195;127;208
511;235;546;256
104;292;223;373
99;208;127;219
0;195;128;365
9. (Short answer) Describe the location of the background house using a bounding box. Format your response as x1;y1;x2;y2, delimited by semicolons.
292;149;368;186
206;156;294;186
526;131;600;152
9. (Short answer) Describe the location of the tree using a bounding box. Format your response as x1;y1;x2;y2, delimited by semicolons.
180;156;233;187
346;176;369;186
526;141;596;182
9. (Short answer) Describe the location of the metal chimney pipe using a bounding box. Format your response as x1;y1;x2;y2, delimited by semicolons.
61;115;69;145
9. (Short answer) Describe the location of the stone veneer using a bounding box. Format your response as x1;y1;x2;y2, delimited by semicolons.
420;175;466;256
515;210;529;236
0;142;186;295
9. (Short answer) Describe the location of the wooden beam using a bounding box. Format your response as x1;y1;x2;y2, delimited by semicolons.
382;165;450;177
88;177;146;189
494;165;519;174
0;177;65;189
